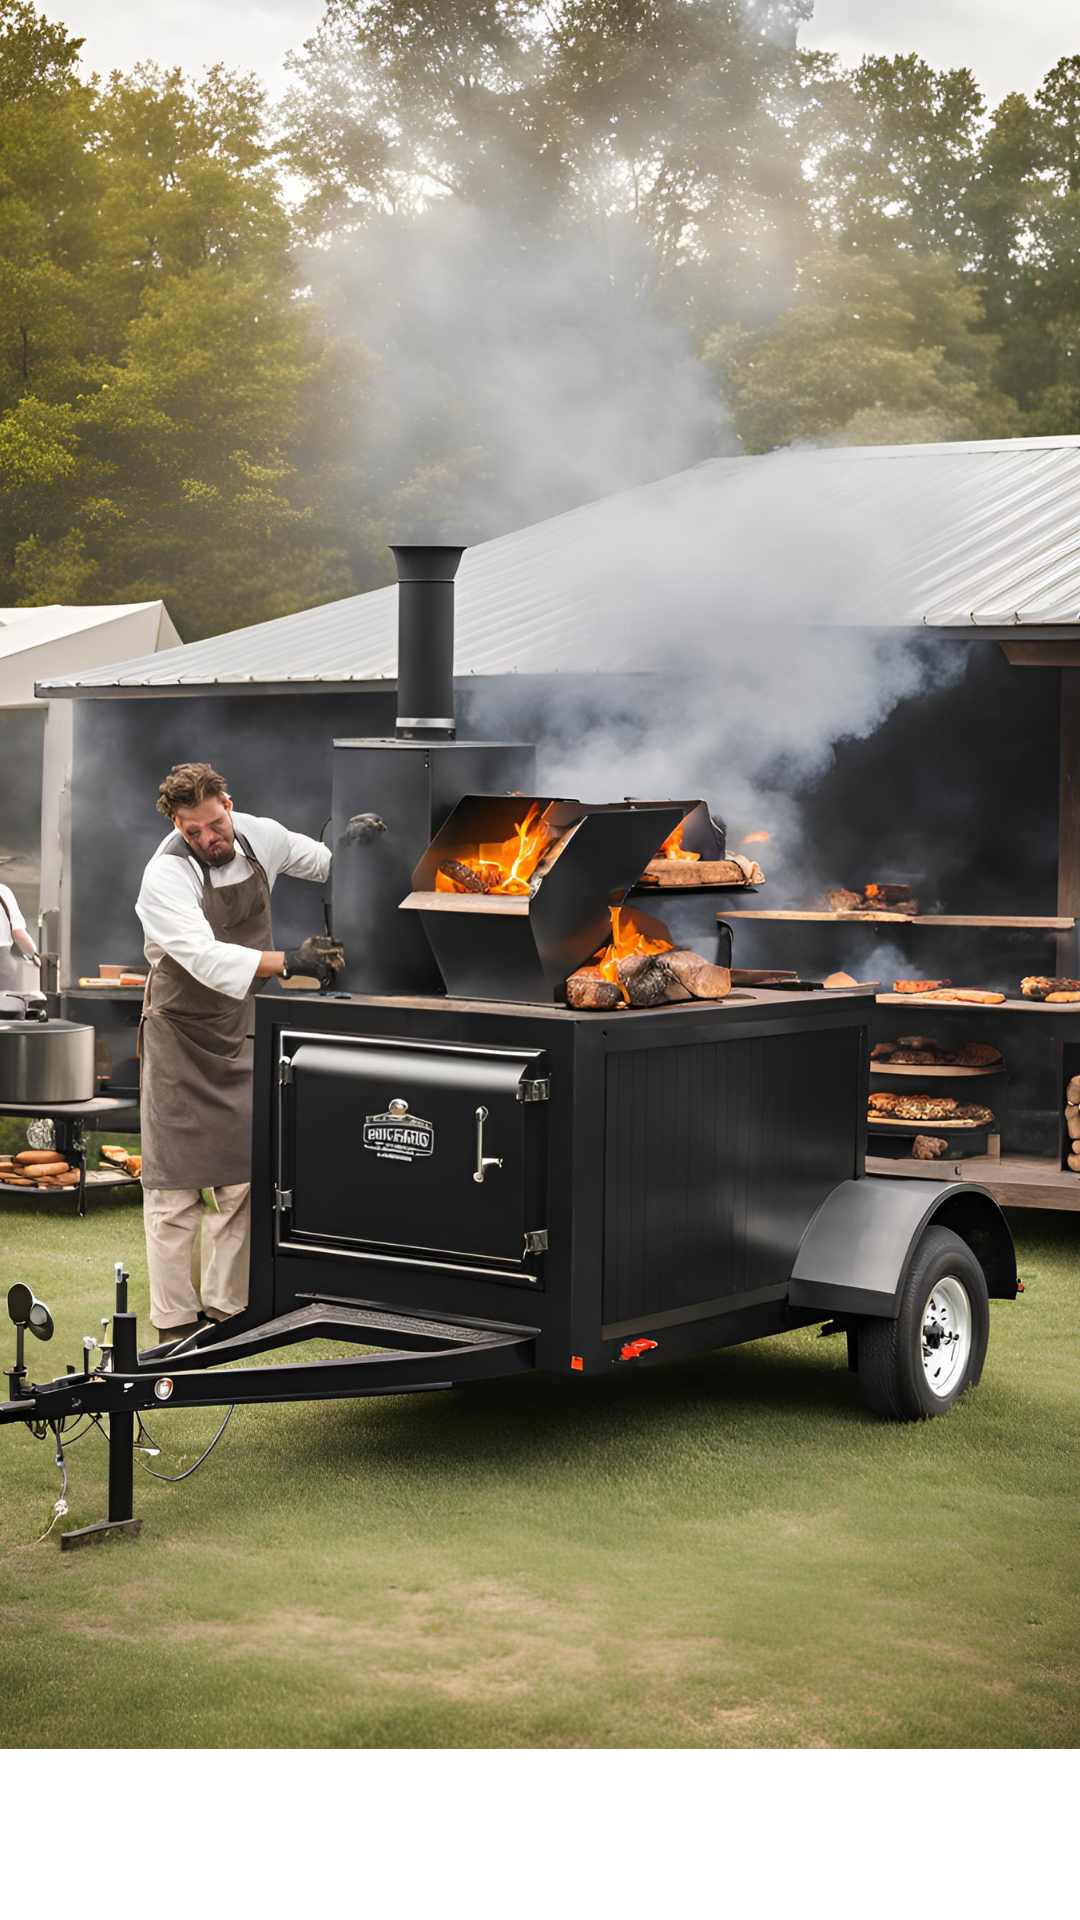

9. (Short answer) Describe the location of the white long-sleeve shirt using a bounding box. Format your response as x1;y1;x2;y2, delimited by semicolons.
136;812;331;1001
0;882;27;949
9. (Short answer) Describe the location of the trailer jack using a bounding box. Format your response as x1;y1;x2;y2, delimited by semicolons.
3;1262;536;1545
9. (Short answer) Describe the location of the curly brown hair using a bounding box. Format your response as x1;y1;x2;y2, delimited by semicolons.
155;763;229;817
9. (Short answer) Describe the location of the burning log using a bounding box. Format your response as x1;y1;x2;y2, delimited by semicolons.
438;859;501;893
565;904;731;1010
642;854;764;889
661;950;733;1000
565;967;622;1011
435;802;558;895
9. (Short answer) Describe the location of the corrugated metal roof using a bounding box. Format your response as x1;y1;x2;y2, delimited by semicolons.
37;437;1080;695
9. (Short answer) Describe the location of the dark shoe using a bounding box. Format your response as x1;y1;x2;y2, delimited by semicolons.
154;1317;204;1344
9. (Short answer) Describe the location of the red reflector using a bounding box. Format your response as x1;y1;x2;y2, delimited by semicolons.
619;1338;658;1361
570;1355;584;1371
1016;1280;1025;1293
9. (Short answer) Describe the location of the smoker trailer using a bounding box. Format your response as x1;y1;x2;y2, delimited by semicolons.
1;547;1019;1546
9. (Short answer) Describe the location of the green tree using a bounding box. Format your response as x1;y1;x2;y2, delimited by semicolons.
804;51;985;258
0;15;361;635
705;247;1018;451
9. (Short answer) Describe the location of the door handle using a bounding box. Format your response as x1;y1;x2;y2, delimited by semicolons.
473;1105;504;1184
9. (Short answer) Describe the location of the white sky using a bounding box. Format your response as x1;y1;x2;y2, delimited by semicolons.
44;2;1078;104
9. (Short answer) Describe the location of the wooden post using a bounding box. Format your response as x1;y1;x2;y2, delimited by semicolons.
1058;669;1080;975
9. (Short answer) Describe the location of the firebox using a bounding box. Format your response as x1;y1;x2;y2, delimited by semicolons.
399;793;695;1001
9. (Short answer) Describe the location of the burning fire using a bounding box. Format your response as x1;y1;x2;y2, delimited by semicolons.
435;801;555;895
594;906;673;1002
659;820;699;862
742;829;770;845
864;883;880;899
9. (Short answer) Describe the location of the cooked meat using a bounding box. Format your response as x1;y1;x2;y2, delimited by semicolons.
1068;1152;1080;1175
870;1041;896;1060
954;1104;994;1123
952;1042;1003;1067
896;1034;939;1050
888;1050;940;1065
825;888;863;912
1021;976;1080;1000
893;1096;959;1119
893;979;952;994
907;988;1006;1005
1046;991;1080;1003
912;1135;949;1159
868;1092;902;1113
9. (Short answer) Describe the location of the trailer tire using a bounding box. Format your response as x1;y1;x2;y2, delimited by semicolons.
856;1226;989;1421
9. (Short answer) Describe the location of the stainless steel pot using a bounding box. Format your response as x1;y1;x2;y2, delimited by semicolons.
0;997;96;1104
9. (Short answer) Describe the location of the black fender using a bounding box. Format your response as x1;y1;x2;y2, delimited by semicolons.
788;1176;1018;1319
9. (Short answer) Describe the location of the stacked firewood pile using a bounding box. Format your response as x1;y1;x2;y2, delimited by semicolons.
566;905;731;1010
1064;1074;1080;1172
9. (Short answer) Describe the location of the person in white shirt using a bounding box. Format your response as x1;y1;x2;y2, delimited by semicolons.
135;761;344;1343
0;880;40;991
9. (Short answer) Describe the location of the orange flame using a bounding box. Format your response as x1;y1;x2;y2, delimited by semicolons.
435;802;555;895
864;882;880;899
659;820;700;862
595;906;673;1002
742;829;770;845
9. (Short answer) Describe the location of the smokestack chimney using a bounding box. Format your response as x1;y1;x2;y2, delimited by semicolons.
390;544;465;740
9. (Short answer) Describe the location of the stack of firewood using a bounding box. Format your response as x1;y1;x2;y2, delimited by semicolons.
1065;1074;1080;1172
566;949;731;1010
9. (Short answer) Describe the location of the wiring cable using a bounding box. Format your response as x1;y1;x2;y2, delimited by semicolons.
28;1422;69;1545
135;1403;236;1482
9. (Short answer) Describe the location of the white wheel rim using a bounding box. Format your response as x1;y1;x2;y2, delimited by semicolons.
920;1275;972;1397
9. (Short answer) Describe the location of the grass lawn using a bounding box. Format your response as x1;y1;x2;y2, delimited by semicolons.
0;1191;1076;1748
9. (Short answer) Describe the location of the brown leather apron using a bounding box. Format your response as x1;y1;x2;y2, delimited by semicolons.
139;831;272;1189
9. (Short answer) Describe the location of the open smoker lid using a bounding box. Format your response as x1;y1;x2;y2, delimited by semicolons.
400;794;698;1002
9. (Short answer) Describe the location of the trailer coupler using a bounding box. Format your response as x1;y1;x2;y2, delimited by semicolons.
3;1272;535;1546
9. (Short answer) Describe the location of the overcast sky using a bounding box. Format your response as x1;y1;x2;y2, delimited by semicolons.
44;2;1078;105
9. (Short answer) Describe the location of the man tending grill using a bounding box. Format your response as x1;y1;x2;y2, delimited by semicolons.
136;762;345;1343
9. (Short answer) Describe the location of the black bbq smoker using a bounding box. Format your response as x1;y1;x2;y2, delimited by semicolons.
2;547;1018;1546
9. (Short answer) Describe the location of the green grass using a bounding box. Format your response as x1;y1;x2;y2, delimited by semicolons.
0;1195;1076;1748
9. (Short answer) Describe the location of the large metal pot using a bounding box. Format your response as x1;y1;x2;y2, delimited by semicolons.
0;995;96;1104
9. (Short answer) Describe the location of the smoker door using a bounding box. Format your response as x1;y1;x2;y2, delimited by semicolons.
280;1035;548;1273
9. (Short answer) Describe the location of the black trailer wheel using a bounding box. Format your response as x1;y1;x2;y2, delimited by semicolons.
856;1226;990;1421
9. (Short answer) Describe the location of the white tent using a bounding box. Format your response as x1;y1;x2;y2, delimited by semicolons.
0;602;180;708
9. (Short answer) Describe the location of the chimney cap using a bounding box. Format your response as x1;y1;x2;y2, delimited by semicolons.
389;544;466;583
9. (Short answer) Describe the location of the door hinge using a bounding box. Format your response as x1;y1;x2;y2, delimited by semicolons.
278;1057;293;1086
274;1187;293;1213
517;1077;550;1103
523;1228;549;1256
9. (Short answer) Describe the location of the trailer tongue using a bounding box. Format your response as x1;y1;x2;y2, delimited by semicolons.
2;1270;535;1547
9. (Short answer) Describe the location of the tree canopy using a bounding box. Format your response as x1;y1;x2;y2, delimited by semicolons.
1;0;1079;634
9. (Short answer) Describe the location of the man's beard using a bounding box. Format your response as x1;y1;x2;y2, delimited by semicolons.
200;838;236;867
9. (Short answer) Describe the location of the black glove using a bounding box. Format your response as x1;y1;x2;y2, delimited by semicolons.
283;934;346;989
340;812;387;848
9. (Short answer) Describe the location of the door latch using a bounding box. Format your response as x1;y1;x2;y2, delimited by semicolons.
517;1077;550;1103
274;1186;293;1213
523;1229;549;1256
473;1106;503;1184
278;1057;293;1086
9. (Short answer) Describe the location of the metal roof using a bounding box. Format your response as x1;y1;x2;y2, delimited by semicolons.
36;436;1080;696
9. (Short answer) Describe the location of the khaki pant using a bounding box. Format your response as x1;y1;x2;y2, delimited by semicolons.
143;1184;251;1329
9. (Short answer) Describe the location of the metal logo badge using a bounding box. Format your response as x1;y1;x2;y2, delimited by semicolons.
363;1096;435;1162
